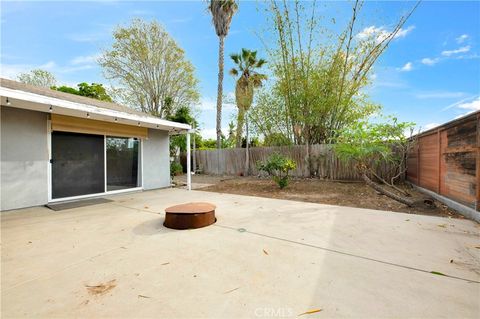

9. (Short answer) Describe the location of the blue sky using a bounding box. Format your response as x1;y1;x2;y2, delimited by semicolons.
1;0;479;138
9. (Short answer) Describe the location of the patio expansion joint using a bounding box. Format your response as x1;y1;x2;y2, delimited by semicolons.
109;202;163;215
214;224;480;284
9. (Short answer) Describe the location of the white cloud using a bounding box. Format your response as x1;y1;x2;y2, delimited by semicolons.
70;53;100;65
197;95;236;112
67;24;113;43
457;97;480;111
441;45;470;57
421;57;440;66
399;62;413;72
450;97;480;119
0;60;56;79
199;127;230;140
394;26;415;39
456;34;469;44
442;95;478;111
416;91;465;99
0;57;97;82
357;25;415;43
455;53;480;60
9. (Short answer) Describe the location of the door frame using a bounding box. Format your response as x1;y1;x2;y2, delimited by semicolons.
47;127;144;203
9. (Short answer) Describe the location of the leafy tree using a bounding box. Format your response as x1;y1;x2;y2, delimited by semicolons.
241;136;259;148
249;88;292;143
334;118;420;206
52;82;113;102
198;139;218;150
257;153;297;189
99;19;199;118
17;69;56;88
255;0;418;175
264;133;292;147
208;0;238;149
229;48;267;147
167;106;200;156
223;121;236;148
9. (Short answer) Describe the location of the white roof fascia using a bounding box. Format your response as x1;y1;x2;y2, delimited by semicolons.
0;87;191;132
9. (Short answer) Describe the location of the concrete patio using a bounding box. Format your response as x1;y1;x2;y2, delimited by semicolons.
1;188;479;318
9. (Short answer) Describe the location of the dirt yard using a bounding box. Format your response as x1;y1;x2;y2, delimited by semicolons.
178;175;464;218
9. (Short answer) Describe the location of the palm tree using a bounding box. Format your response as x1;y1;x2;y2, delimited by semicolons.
208;0;238;149
229;48;267;148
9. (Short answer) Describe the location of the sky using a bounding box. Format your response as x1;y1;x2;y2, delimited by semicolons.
1;0;479;139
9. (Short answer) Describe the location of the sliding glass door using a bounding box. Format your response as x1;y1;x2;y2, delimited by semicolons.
51;132;105;199
51;132;141;200
106;137;140;191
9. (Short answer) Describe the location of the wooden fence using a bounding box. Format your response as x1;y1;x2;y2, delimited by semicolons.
191;144;398;181
407;111;479;210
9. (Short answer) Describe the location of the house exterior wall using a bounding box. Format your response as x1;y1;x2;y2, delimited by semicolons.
0;106;171;211
1;106;49;210
142;129;170;190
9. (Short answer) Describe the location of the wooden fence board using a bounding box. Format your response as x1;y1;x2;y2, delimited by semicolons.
407;111;479;210
193;144;400;181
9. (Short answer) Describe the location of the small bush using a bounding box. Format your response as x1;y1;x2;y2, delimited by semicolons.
257;153;296;189
170;162;183;177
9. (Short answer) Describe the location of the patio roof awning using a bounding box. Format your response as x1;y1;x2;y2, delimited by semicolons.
0;78;191;134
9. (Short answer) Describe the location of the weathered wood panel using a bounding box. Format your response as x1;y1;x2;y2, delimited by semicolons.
194;144;400;181
406;144;419;184
418;132;439;191
407;111;479;210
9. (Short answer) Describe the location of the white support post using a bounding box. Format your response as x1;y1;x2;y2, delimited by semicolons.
186;131;192;191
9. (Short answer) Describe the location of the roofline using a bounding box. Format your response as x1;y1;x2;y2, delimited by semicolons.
415;110;479;137
0;86;191;133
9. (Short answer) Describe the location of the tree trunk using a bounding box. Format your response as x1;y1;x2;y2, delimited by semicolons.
361;173;414;207
216;36;225;149
236;107;245;148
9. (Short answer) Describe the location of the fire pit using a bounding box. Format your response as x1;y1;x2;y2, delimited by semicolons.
164;202;216;230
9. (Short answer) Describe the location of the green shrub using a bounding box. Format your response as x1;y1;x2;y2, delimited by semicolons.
257;153;296;189
170;162;183;177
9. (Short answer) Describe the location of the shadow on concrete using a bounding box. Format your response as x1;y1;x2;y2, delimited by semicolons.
131;217;175;236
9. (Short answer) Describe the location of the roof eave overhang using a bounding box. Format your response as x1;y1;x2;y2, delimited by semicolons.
0;87;191;133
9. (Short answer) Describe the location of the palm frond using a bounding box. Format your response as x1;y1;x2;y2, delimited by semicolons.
250;73;267;87
256;58;267;68
230;53;240;64
241;48;249;62
229;68;239;76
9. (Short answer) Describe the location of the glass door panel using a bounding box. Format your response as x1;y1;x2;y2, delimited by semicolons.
51;131;105;199
106;137;140;191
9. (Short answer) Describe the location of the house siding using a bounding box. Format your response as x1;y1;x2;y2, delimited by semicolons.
142;129;170;190
0;107;171;211
1;106;49;210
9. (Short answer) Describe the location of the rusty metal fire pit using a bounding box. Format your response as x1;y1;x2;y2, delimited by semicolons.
164;202;216;230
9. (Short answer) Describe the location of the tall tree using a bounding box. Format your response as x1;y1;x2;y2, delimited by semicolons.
229;49;267;147
99;19;199;118
17;69;56;88
208;0;238;149
251;0;418;175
